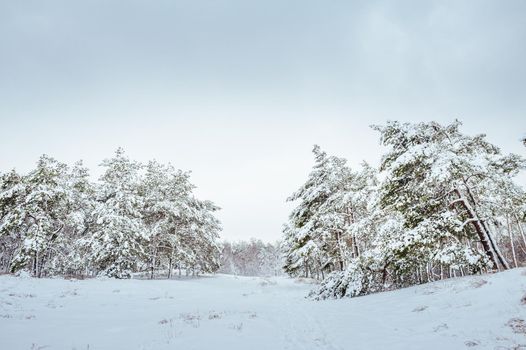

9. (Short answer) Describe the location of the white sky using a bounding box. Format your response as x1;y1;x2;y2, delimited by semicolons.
1;0;525;241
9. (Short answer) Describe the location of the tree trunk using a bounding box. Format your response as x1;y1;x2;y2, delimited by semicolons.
150;251;156;280
450;188;509;270
335;231;345;271
507;215;518;268
514;214;526;255
167;256;172;279
35;249;39;277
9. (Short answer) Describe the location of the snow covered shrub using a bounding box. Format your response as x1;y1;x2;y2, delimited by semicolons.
311;244;394;300
310;260;368;299
15;269;32;279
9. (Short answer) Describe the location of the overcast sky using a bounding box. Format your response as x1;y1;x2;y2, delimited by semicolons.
1;0;525;242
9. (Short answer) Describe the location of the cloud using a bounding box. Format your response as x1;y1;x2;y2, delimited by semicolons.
1;0;525;241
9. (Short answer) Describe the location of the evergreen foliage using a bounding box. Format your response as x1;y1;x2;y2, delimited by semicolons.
283;121;526;299
0;149;221;278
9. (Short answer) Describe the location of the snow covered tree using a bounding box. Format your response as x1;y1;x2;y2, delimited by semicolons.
140;160;193;278
1;149;223;279
219;239;283;276
47;160;95;276
310;167;396;299
283;146;379;280
0;156;91;277
296;121;526;300
477;163;526;269
282;146;351;278
175;198;221;274
373;120;525;273
140;160;221;278
0;169;25;273
87;148;148;278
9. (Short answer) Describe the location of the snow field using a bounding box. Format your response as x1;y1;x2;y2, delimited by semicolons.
1;269;526;350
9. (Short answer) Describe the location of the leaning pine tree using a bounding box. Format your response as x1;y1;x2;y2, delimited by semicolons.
373;120;525;273
282;145;355;279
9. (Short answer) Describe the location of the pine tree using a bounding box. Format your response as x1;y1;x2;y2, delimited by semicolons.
140;159;222;278
1;150;223;279
141;160;191;278
48;161;95;276
283;145;348;278
283;146;376;279
298;121;526;300
0;156;82;276
87;148;147;278
0;169;25;273
373;120;525;272
177;198;221;274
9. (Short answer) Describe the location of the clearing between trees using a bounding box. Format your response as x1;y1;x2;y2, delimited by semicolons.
1;268;525;350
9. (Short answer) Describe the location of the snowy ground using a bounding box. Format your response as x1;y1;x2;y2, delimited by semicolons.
1;269;525;350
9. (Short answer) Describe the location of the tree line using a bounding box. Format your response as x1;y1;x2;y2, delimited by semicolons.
0;148;221;279
219;239;283;277
282;120;526;299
